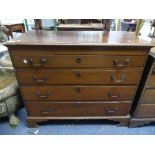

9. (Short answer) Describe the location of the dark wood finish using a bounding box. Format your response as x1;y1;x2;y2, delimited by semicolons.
141;89;155;103
147;73;155;87
129;118;155;128
136;104;155;117
21;86;136;101
27;115;130;128
4;30;154;127
10;48;148;55
130;47;155;127
56;19;111;31
5;30;155;46
16;69;142;85
26;101;131;117
11;54;146;68
81;19;103;24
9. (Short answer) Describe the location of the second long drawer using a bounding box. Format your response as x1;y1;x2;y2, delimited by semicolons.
16;69;142;85
20;85;137;101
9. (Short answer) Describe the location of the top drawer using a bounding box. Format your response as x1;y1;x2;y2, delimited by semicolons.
11;54;146;69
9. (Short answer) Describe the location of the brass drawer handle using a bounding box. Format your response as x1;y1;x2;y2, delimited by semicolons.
75;57;82;63
33;75;48;83
75;87;81;93
40;108;52;114
108;92;121;99
28;58;46;67
113;58;130;68
75;72;81;78
35;91;51;98
105;107;118;113
111;75;125;83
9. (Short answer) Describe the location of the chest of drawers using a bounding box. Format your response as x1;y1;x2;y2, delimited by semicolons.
5;30;153;127
130;47;155;127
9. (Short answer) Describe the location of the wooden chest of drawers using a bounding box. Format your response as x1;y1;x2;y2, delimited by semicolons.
5;30;153;127
130;47;155;127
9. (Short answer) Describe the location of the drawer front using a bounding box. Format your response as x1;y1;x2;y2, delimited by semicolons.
26;101;132;117
11;55;146;68
136;104;155;117
147;74;155;87
21;86;136;101
141;89;155;103
17;69;142;85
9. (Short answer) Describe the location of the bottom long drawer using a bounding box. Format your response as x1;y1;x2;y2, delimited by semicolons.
26;101;132;117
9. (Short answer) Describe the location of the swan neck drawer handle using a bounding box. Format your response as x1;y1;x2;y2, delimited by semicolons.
108;92;121;98
28;58;46;67
40;108;52;114
111;75;125;83
105;107;118;113
113;58;130;68
33;75;48;83
35;91;51;98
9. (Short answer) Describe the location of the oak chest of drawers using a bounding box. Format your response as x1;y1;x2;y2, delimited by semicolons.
5;30;154;127
130;47;155;127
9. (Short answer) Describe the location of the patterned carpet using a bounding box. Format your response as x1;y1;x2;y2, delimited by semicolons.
1;108;155;135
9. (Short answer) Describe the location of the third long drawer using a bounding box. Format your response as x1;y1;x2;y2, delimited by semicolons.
20;85;137;101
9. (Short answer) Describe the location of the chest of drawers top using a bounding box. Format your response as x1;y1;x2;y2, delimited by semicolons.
4;30;155;47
